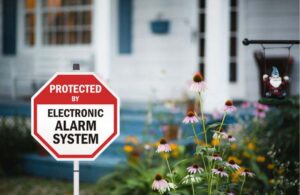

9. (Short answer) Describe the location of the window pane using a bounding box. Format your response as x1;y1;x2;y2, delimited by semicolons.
26;31;35;45
56;31;64;44
199;38;205;57
200;63;205;78
43;0;62;7
63;0;80;6
67;12;79;27
41;0;92;45
229;62;237;82
198;0;205;9
25;13;35;29
48;31;56;44
81;11;91;25
230;11;237;32
82;0;92;5
82;30;91;43
68;31;78;44
230;0;237;7
230;37;236;56
199;13;205;33
26;0;36;9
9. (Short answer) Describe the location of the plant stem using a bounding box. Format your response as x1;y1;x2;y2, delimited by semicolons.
192;123;208;179
165;157;176;192
218;112;227;132
191;182;195;195
191;123;199;143
217;112;227;152
198;93;208;146
208;174;213;195
216;177;219;192
239;176;246;195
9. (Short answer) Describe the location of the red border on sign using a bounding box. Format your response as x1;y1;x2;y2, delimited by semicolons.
31;73;119;160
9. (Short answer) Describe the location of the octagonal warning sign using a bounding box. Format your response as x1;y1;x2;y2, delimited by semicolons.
31;73;119;161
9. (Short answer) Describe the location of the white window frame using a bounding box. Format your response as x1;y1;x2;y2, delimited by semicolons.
17;0;93;53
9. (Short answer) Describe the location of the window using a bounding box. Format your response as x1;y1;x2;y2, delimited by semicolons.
25;0;36;46
229;0;238;82
42;0;92;45
24;0;92;46
198;0;206;77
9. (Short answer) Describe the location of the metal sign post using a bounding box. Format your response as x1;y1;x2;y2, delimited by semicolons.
73;64;80;195
73;160;80;195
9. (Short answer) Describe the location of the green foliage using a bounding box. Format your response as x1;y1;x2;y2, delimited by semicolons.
0;117;35;176
260;96;299;162
96;163;166;195
228;96;300;194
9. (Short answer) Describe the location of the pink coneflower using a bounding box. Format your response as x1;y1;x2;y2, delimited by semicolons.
240;169;255;177
253;102;269;111
224;100;237;112
187;164;204;174
226;160;240;170
226;189;234;195
212;167;228;177
227;135;236;142
190;72;207;92
213;128;228;139
156;139;172;153
211;153;222;161
182;111;199;124
241;101;250;108
152;174;171;193
254;109;266;119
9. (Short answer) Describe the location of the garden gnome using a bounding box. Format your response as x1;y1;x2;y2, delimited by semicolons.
263;66;289;98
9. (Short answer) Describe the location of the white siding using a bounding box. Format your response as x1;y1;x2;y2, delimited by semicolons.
0;0;94;99
237;0;299;100
110;0;198;102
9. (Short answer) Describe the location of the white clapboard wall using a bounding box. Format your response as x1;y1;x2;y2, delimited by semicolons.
110;0;198;102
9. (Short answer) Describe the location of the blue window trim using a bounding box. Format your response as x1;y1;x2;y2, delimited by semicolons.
118;0;132;54
2;0;17;55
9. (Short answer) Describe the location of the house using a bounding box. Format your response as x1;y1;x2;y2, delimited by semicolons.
0;0;299;111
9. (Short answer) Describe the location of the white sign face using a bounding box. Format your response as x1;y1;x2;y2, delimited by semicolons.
37;104;114;155
31;73;119;161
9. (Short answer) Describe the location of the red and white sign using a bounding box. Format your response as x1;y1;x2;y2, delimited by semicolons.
31;73;119;161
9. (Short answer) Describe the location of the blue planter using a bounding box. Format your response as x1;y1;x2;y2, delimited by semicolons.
151;20;170;34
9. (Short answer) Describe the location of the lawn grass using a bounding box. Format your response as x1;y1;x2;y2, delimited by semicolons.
0;176;98;195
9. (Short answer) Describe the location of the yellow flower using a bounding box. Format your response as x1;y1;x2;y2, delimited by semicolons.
160;152;170;159
242;151;251;159
171;150;179;158
267;164;275;170
247;142;255;150
277;168;284;175
231;143;237;150
170;143;179;158
231;167;245;183
269;179;275;185
228;156;242;164
211;139;220;146
170;143;178;150
195;139;206;146
256;155;266;163
123;145;134;153
125;136;139;145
